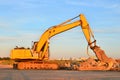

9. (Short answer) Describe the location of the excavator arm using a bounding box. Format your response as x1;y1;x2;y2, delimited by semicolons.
33;14;103;61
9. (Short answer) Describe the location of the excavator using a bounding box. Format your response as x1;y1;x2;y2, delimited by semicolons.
10;14;118;70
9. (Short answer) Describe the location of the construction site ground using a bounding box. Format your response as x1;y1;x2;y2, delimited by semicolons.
0;64;120;80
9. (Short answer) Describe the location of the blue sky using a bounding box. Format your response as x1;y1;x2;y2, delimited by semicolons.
0;0;120;59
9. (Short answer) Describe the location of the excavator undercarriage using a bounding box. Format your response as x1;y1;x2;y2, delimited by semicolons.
14;61;58;70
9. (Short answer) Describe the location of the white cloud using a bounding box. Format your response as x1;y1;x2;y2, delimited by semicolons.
94;28;120;33
65;0;95;7
0;0;48;9
66;0;120;9
106;4;119;9
0;23;10;28
0;17;13;29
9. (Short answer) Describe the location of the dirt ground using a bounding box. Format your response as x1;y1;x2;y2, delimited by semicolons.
0;64;120;80
0;64;12;69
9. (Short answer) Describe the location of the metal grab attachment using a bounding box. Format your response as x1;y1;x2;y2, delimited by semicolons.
88;40;97;49
86;40;98;57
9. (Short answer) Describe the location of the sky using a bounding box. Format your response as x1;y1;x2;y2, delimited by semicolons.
0;0;120;59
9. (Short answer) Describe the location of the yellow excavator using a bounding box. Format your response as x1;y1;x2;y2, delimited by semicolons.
10;14;118;70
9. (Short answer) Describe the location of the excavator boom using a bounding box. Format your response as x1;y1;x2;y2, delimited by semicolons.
34;14;95;60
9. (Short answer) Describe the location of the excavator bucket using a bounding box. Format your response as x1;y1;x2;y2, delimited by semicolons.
92;46;109;62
